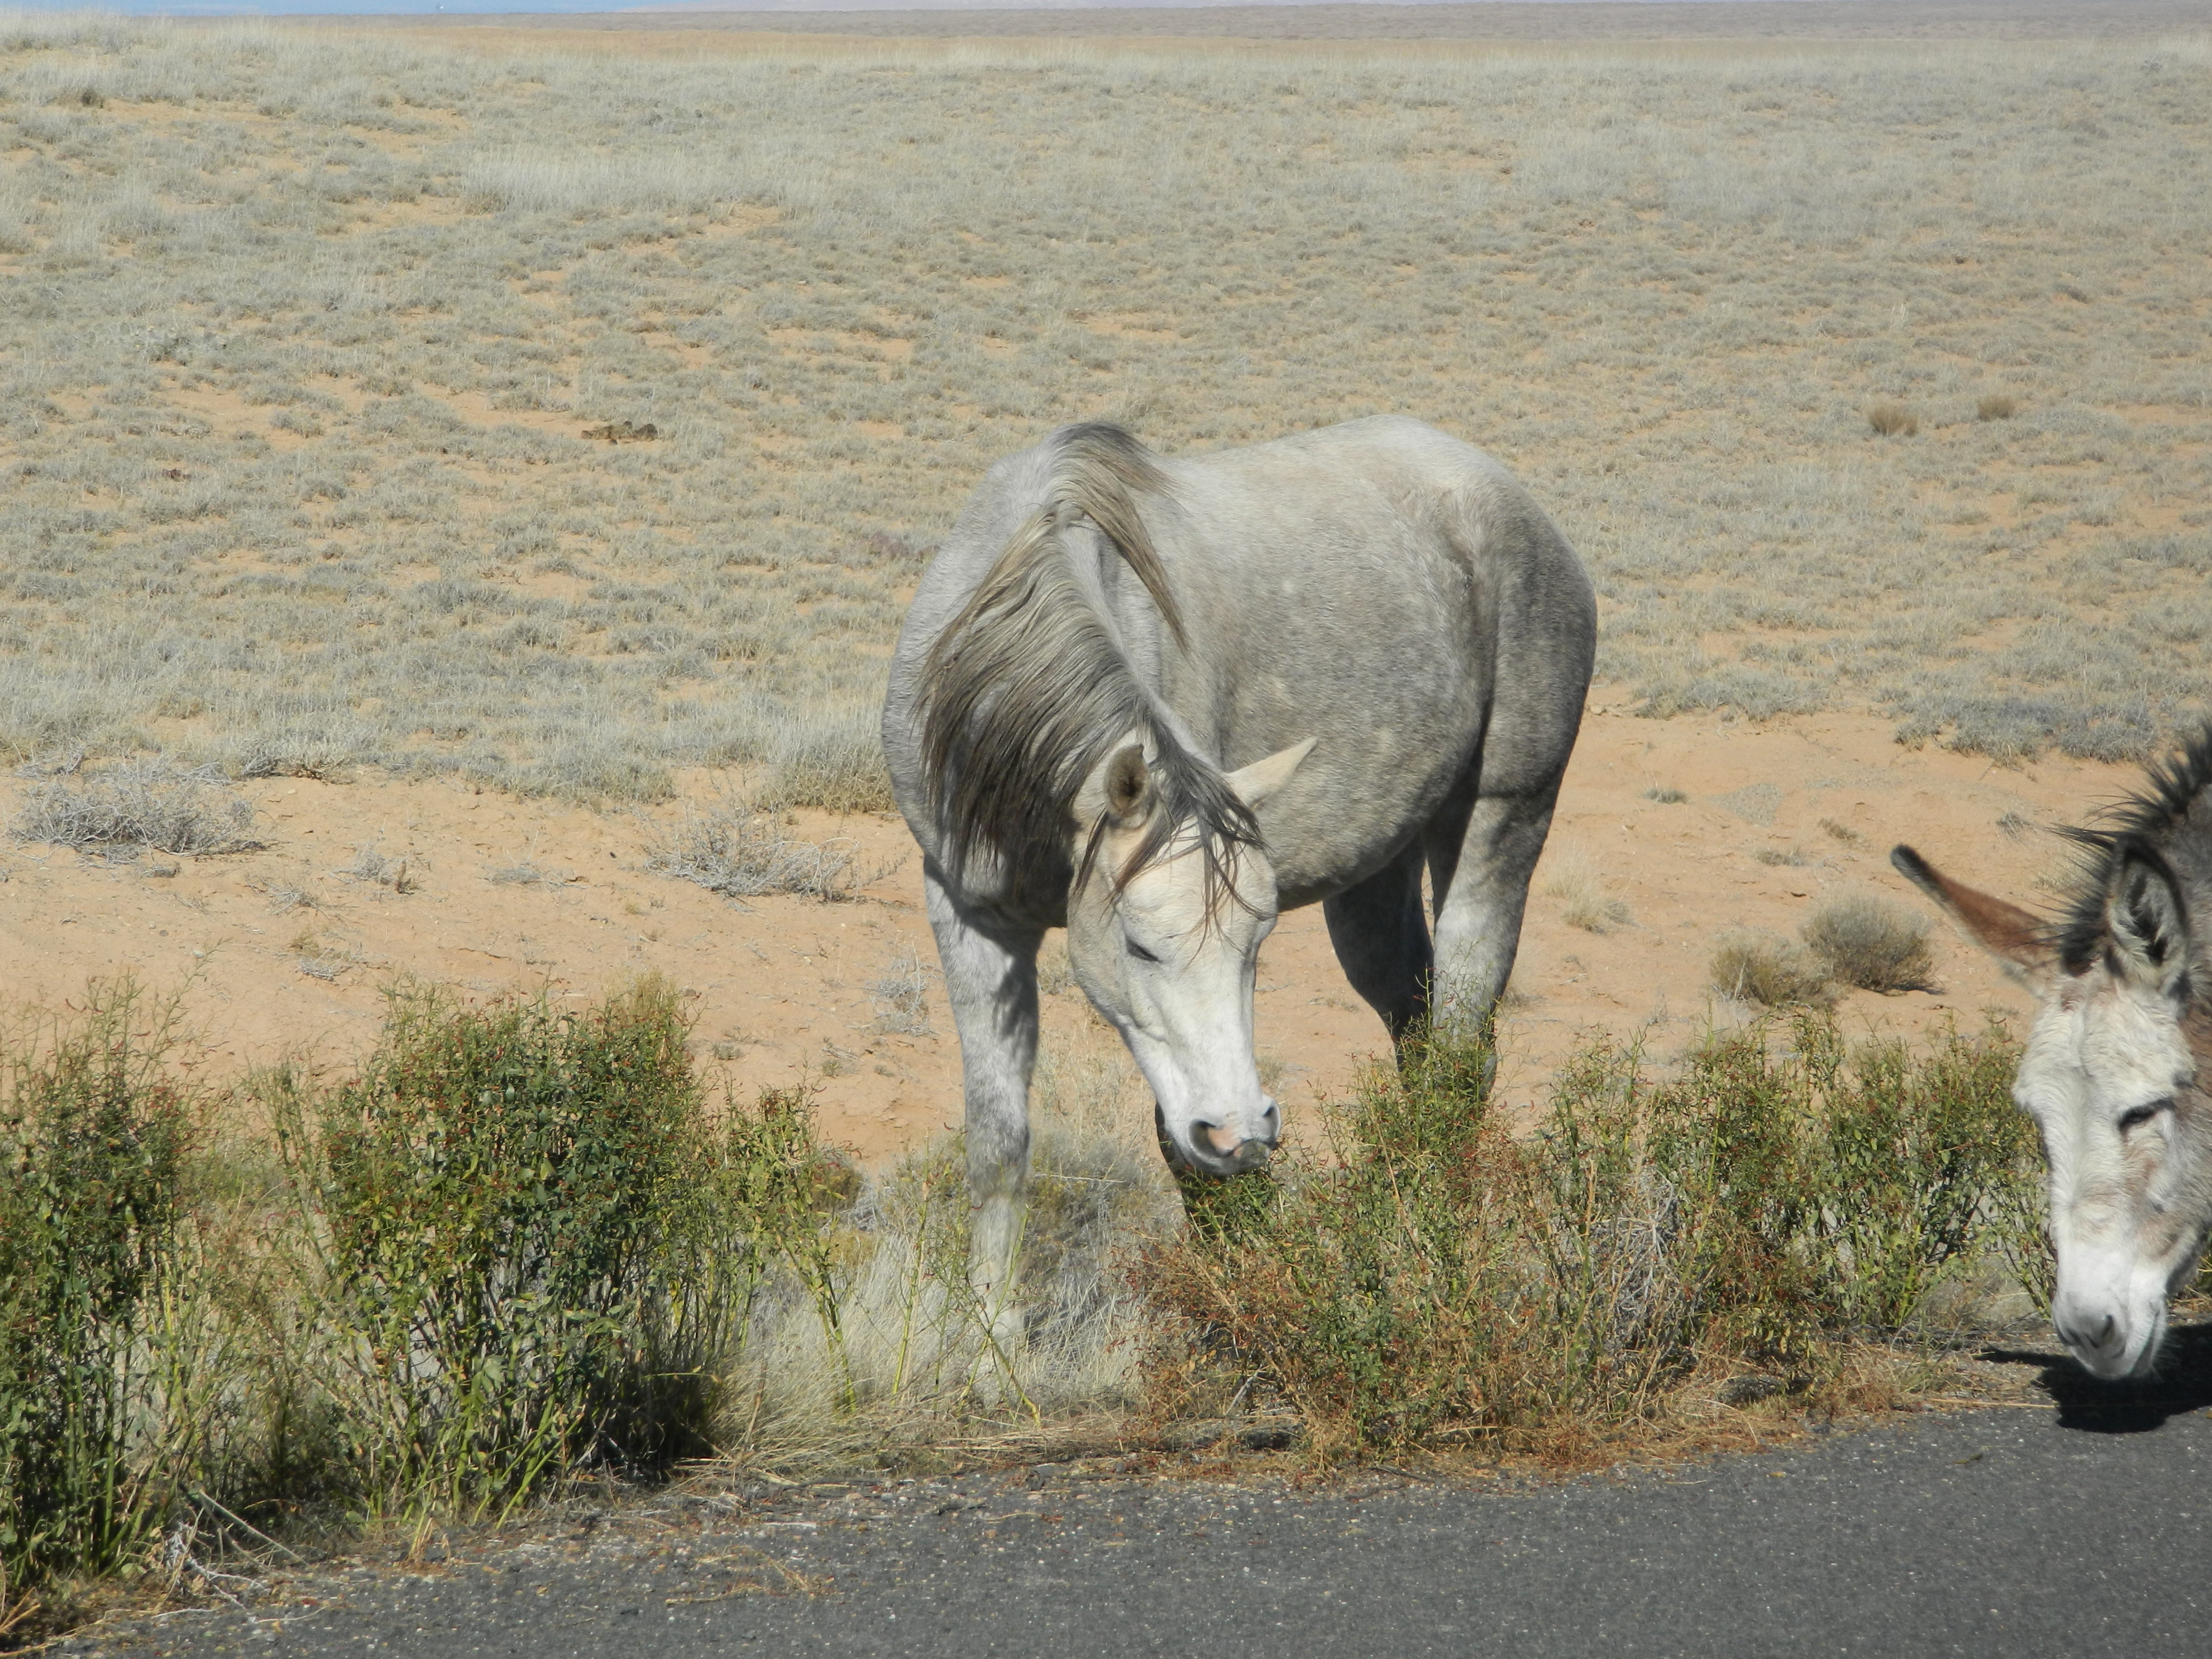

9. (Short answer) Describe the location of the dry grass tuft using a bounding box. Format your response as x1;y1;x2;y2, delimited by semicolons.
1865;402;1920;437
1976;393;2020;421
1801;894;1936;993
1644;785;1689;805
11;761;262;856
647;795;861;902
1542;852;1633;933
1710;931;1832;1007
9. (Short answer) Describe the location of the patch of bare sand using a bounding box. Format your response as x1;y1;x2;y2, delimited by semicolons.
0;708;2119;1168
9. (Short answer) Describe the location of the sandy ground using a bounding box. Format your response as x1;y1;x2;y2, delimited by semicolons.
0;707;2125;1167
320;2;2212;49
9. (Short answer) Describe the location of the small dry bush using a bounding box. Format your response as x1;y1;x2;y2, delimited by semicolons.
1977;394;2020;421
1866;402;1920;437
1802;894;1936;993
867;947;934;1037
1138;1013;2036;1461
649;795;860;902
12;761;261;856
1711;931;1832;1008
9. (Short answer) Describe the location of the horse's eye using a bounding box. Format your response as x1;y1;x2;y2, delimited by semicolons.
2117;1099;2172;1133
1126;940;1160;964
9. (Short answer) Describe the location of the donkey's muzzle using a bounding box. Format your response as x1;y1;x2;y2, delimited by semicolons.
2056;1309;2136;1379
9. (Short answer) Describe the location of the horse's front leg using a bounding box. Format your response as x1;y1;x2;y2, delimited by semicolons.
922;860;1043;1349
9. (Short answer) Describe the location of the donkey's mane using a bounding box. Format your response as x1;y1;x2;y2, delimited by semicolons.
2056;724;2212;974
918;423;1259;910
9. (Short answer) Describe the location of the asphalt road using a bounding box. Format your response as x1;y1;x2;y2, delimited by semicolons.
70;1338;2212;1659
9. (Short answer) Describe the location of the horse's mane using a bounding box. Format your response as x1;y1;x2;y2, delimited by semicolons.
2056;724;2212;974
918;423;1259;911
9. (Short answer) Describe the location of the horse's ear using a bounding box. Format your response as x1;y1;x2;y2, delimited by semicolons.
1076;742;1154;831
1890;844;2055;992
2104;840;2193;1003
1225;737;1316;811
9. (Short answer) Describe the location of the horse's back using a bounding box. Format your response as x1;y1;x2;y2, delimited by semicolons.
884;416;1593;903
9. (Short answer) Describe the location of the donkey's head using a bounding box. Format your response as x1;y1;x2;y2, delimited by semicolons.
1895;839;2212;1380
1067;736;1314;1177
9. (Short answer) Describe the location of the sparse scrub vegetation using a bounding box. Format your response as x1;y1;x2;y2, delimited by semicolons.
0;972;2067;1633
1977;394;2020;422
0;19;2203;783
1139;1013;2037;1459
1802;894;1937;993
11;761;262;856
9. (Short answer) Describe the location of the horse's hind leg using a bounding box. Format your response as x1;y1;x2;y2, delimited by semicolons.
923;861;1041;1351
1427;781;1563;1045
1323;841;1432;1043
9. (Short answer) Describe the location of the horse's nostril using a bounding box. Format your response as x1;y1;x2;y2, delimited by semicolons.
1195;1119;1243;1157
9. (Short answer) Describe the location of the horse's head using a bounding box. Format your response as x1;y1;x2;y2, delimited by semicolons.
1896;842;2212;1380
1067;736;1314;1177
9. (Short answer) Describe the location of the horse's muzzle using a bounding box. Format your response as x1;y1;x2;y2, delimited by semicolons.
1158;1104;1278;1177
1202;1136;1274;1176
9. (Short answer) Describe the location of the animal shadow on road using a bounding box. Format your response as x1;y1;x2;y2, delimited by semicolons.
1982;1322;2212;1434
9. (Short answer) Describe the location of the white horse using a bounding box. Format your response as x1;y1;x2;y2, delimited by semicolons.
1895;730;2212;1379
882;417;1594;1326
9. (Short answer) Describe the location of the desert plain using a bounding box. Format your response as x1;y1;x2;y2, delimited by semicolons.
2;3;2209;1161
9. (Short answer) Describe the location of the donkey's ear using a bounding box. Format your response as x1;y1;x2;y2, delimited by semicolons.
2104;840;2194;1002
1891;844;2055;991
1077;742;1156;830
1224;737;1316;811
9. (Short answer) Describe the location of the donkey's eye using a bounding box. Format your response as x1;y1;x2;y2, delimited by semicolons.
1125;940;1160;964
2117;1099;2172;1133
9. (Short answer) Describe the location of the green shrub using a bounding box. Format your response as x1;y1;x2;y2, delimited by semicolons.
277;978;741;1519
1140;1012;2035;1458
0;983;197;1623
1651;1015;2036;1342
